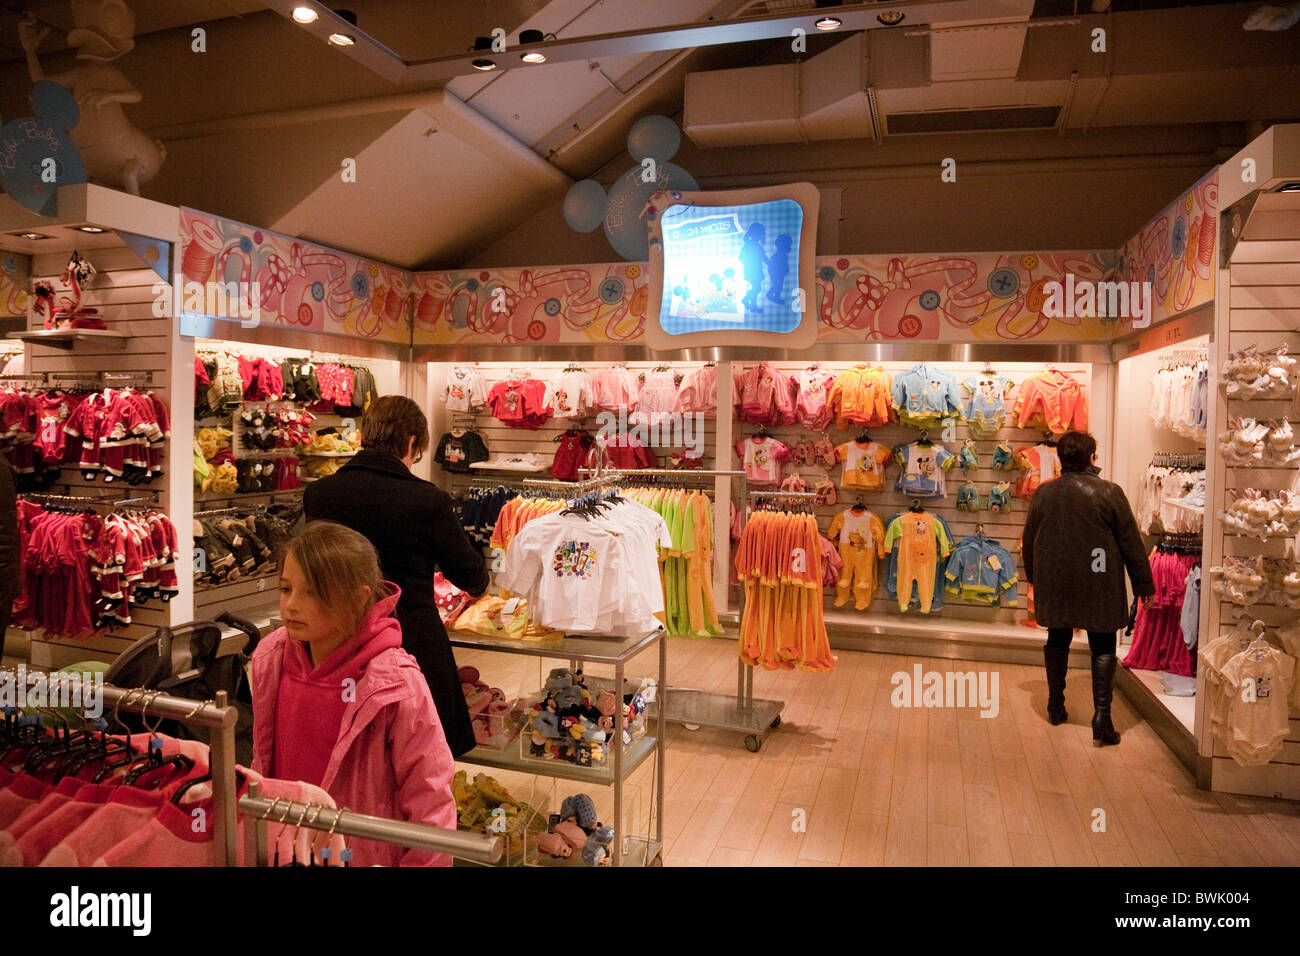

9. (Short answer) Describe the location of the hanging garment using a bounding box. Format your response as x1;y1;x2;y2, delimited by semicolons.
442;365;487;412
827;364;894;430
1214;642;1295;767
793;366;837;430
550;429;596;481
890;363;961;430
485;378;551;429
589;366;639;413
624;487;723;638
734;509;836;672
1122;549;1200;677
673;364;719;415
735;362;796;426
827;506;886;610
1012;443;1061;499
735;435;791;486
631;368;679;430
893;441;956;498
433;430;490;473
836;439;893;490
883;511;954;613
1012;369;1088;434
944;534;1019;606
959;372;1014;436
549;368;594;420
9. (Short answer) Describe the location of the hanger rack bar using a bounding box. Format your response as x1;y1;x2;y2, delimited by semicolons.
583;467;745;478
21;490;160;509
237;793;502;865
748;490;819;499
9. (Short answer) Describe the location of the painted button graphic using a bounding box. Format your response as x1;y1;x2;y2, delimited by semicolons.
599;277;625;304
987;268;1019;298
1172;217;1187;258
918;290;941;311
543;297;562;316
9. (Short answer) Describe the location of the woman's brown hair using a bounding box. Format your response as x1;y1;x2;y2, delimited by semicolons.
281;521;387;635
360;395;429;460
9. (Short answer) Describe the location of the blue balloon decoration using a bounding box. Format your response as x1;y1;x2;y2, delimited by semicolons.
603;162;698;261
563;180;607;233
627;115;680;163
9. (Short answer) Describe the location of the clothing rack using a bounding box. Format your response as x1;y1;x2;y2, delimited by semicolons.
21;490;160;510
239;782;502;866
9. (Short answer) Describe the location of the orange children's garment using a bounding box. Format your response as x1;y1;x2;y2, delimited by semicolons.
883;511;953;614
828;365;894;430
1012;369;1088;434
836;439;894;490
827;506;887;610
1012;443;1061;499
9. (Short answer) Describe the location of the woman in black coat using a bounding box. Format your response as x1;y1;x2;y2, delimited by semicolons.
1022;431;1154;746
303;396;488;757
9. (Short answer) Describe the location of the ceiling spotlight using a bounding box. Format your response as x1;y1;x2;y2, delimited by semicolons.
876;10;906;25
328;8;356;45
472;58;497;71
815;16;842;30
1277;182;1300;193
473;36;495;51
14;232;52;240
519;27;546;62
521;51;546;63
292;5;318;23
75;225;107;233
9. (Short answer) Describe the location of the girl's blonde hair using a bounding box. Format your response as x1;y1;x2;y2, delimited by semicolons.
281;521;386;634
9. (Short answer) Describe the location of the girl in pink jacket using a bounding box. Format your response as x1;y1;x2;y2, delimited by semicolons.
251;520;458;866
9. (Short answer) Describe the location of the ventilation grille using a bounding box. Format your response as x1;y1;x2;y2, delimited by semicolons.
885;106;1062;135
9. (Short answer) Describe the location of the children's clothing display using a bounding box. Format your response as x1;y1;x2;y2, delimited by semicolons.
597;432;659;471
891;364;961;430
469;453;548;472
549;368;593;420
1134;458;1206;534
1200;631;1296;767
883;510;954;614
1220;346;1298;401
12;500;180;636
193;506;295;589
1012;443;1060;499
1123;547;1201;677
733;509;836;672
488;495;567;550
1218;418;1300;466
442;365;488;413
497;493;671;637
457;486;517;546
836;439;893;490
735;362;796;426
958;440;980;473
550;429;596;481
1220;488;1300;539
672;364;719;415
828;364;894;429
944;533;1019;606
1149;359;1208;441
955;483;980;512
625;486;723;638
485;378;551;429
631;368;679;429
959;371;1014;436
988;482;1012;513
433;430;490;473
893;441;956;498
991;441;1015;470
827;506;887;609
1012;368;1088;434
589;365;639;413
735;435;791;486
793;366;837;430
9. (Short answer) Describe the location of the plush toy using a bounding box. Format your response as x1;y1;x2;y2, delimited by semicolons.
581;825;615;866
560;794;599;831
537;832;573;858
553;820;588;851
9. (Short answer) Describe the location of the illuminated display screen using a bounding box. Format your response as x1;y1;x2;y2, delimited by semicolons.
657;199;805;336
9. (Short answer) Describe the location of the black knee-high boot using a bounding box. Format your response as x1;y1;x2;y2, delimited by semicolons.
1043;645;1070;725
1091;654;1121;746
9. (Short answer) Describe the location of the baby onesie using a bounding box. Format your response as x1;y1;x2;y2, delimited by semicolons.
827;507;887;610
884;512;954;613
735;436;791;486
836;439;893;490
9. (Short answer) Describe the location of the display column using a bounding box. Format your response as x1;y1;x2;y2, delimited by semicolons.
714;360;733;618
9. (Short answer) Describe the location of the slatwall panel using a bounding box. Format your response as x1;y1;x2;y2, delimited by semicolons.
1200;222;1300;797
21;247;173;668
437;360;721;503
190;339;403;619
735;361;1096;635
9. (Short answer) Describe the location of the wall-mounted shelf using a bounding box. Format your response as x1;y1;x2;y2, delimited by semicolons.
300;450;356;458
7;329;130;351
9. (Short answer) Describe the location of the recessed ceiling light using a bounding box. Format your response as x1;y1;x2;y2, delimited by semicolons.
815;16;842;30
521;51;546;63
877;11;905;25
329;8;356;45
472;58;497;71
75;225;107;234
292;5;318;23
1277;182;1300;193
14;232;52;241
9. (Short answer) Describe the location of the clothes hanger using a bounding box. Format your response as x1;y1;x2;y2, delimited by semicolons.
916;431;932;446
910;499;924;513
856;429;871;443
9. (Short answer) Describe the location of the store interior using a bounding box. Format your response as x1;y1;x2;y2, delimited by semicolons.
0;1;1298;869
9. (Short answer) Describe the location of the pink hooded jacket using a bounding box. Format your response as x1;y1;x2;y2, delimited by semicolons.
250;583;458;866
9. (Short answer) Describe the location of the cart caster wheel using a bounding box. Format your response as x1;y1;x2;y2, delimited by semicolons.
770;715;782;728
744;735;761;752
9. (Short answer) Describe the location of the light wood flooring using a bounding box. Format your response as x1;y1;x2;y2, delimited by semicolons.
454;636;1300;867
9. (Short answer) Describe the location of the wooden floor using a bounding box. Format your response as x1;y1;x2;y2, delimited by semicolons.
456;636;1300;867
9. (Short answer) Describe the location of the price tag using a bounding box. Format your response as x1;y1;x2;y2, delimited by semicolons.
502;597;521;616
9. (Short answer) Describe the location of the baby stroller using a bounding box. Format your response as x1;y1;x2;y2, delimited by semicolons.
103;611;262;765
